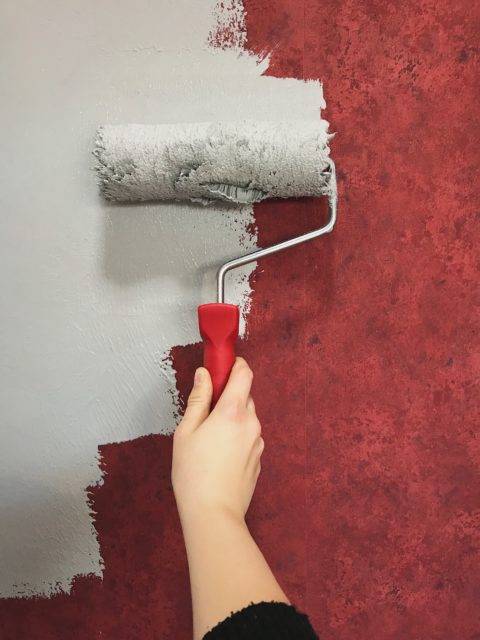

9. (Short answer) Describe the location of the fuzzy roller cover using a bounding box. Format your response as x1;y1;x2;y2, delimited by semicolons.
95;120;335;205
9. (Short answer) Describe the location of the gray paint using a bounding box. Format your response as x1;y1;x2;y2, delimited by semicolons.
95;120;332;203
0;0;325;597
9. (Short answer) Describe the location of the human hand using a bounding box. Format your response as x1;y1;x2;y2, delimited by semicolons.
172;358;264;525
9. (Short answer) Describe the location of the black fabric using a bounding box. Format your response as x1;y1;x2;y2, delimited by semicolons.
203;601;319;639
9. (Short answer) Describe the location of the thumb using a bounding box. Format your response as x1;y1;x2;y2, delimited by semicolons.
180;367;213;433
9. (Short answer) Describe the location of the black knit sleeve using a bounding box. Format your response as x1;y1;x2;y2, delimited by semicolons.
203;601;319;639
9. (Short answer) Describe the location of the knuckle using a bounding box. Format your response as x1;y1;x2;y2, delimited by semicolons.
223;397;245;421
236;357;252;376
250;417;262;438
252;436;264;459
187;392;204;407
237;368;253;389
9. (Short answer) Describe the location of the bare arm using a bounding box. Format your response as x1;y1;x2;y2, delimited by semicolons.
172;358;289;640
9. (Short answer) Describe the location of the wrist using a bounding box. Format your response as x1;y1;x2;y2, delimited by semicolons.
178;501;246;532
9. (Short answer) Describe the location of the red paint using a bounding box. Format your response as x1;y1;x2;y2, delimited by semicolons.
0;436;191;639
1;2;479;638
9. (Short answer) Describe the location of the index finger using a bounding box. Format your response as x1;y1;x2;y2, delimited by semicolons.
215;357;253;411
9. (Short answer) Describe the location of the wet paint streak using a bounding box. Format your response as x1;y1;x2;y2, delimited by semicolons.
208;0;247;49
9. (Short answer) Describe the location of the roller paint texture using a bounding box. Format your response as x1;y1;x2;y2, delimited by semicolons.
95;120;334;205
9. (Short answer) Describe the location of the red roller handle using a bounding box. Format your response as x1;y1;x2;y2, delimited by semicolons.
198;303;239;405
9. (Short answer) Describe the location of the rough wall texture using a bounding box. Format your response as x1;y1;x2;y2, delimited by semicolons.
243;1;480;638
0;0;324;599
1;1;479;639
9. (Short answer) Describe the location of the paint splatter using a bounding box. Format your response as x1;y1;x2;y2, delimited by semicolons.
208;0;247;50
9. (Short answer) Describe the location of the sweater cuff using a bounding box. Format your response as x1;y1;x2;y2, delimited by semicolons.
203;601;319;639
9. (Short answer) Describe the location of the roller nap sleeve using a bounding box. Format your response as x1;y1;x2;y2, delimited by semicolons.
94;120;334;205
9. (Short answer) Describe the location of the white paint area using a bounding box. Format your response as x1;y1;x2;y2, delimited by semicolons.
0;0;326;597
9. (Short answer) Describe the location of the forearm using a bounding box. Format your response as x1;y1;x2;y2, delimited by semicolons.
180;508;289;640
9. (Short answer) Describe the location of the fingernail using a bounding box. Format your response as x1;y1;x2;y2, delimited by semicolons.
194;368;204;385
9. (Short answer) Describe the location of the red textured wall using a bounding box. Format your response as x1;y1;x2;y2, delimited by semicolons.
243;2;480;638
1;2;479;639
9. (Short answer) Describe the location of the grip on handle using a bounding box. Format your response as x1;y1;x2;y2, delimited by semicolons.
198;303;239;405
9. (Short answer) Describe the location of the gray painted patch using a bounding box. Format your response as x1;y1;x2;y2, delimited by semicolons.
0;0;327;597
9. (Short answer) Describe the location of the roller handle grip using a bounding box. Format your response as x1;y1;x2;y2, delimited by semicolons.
198;303;239;406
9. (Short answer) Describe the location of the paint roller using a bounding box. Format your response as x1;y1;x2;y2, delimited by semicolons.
95;120;337;404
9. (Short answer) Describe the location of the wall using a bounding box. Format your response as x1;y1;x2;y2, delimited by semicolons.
242;1;480;637
1;1;479;639
0;0;325;598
